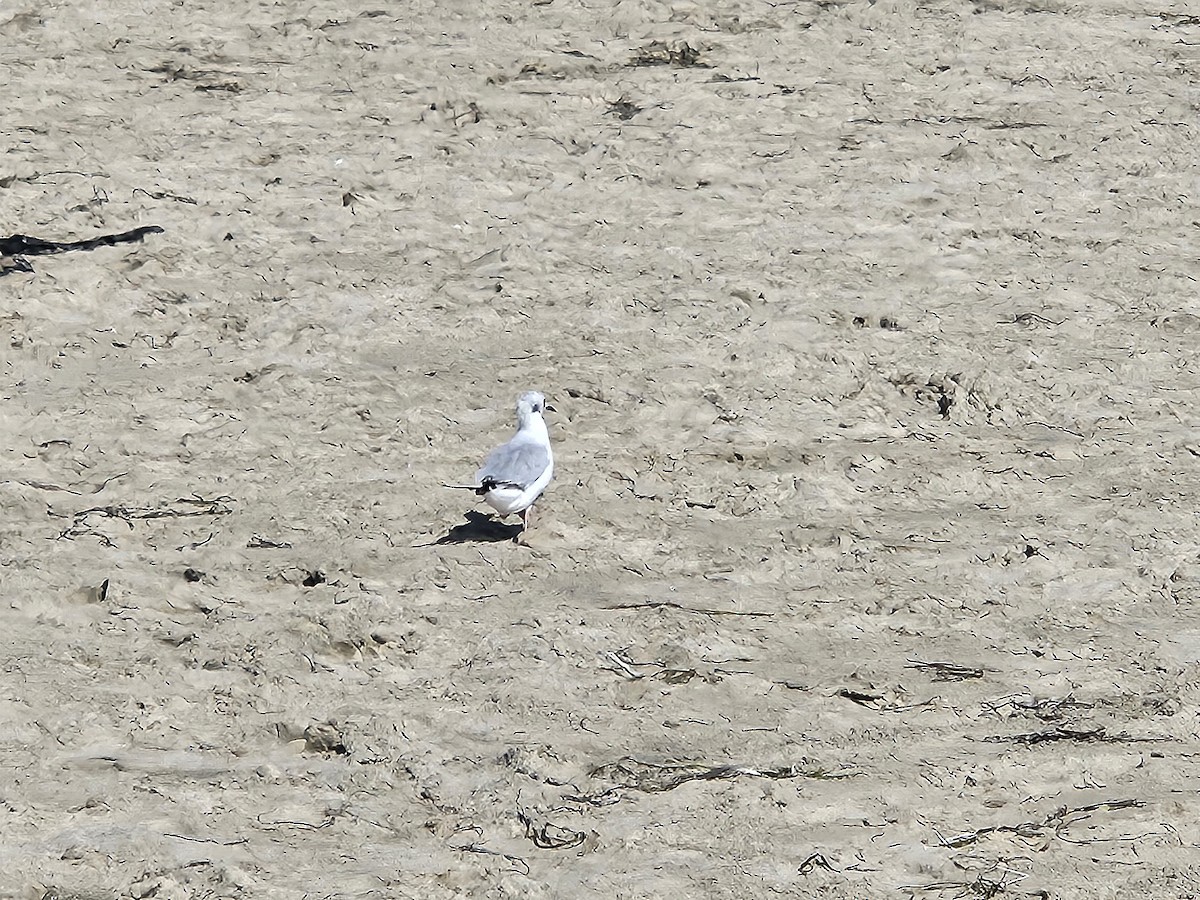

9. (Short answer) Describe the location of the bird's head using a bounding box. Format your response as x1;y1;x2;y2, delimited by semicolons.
516;390;553;417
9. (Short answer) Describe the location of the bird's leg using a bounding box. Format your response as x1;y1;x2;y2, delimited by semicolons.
513;508;526;544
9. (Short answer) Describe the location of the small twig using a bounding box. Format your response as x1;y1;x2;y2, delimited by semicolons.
605;600;773;617
256;815;334;831
449;841;530;875
178;532;215;551
132;187;197;204
836;688;936;713
164;833;248;846
14;472;126;495
906;659;986;681
599;651;644;680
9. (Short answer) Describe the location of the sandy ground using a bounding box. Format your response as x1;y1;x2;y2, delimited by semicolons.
3;0;1200;897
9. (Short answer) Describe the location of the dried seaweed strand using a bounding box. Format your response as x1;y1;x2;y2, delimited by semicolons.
984;724;1168;745
938;798;1145;849
52;496;234;540
584;756;854;796
449;841;530;875
605;600;773;617
906;659;986;680
516;808;587;850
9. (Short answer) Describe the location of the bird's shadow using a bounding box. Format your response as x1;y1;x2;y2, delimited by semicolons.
431;510;523;545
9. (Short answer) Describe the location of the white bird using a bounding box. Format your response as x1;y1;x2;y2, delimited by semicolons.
445;391;555;533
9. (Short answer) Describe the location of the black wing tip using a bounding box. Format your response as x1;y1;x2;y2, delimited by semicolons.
476;477;524;495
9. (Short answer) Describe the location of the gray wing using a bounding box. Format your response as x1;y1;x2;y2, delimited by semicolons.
476;438;550;489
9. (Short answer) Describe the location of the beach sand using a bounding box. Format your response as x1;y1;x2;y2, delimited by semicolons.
2;0;1199;896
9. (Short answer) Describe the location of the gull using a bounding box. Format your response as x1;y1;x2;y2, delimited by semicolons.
445;391;555;534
